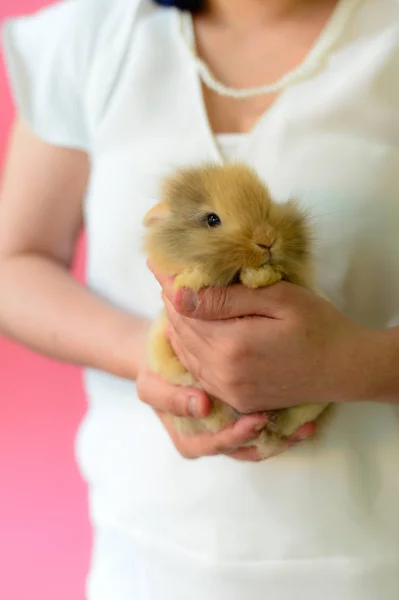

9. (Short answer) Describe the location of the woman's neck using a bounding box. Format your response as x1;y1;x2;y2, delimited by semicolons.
205;0;333;28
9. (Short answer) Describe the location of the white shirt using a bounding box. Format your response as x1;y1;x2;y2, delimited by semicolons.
3;1;399;599
217;134;248;161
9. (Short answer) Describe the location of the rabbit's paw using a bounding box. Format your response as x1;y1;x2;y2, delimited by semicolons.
240;266;282;289
174;269;213;292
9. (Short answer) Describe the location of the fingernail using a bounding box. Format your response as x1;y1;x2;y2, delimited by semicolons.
180;289;199;313
188;396;199;417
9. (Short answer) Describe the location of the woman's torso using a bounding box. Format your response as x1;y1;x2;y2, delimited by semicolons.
76;0;399;597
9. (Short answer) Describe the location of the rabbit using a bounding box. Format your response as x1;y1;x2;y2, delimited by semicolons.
143;163;328;458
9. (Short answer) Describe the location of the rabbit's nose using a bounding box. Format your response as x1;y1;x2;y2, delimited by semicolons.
255;243;272;262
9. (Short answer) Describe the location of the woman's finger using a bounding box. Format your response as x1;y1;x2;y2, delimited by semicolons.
210;414;269;453
160;412;268;459
287;421;317;444
158;410;317;461
223;446;263;461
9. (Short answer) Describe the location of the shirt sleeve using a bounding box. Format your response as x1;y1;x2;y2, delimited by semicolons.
1;0;94;150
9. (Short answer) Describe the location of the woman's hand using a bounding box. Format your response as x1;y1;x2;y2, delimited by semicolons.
136;362;265;460
154;271;380;415
136;361;311;460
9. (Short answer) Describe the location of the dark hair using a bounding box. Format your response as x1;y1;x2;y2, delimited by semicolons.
153;0;203;12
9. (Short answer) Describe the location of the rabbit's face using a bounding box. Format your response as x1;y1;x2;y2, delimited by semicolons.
144;164;312;286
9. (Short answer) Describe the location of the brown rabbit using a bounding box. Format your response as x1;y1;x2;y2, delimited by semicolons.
143;163;328;458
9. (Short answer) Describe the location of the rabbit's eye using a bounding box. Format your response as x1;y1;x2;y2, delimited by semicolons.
206;213;222;227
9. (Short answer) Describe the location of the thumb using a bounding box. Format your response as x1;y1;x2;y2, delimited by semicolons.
173;281;298;321
137;368;212;418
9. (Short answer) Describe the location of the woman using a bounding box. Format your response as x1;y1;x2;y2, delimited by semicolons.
1;0;399;598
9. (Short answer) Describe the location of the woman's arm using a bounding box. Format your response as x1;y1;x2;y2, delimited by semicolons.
0;120;149;379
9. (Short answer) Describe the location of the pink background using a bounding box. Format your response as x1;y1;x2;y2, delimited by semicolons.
0;1;91;599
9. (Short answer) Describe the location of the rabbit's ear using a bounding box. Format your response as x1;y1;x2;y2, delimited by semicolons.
143;201;171;226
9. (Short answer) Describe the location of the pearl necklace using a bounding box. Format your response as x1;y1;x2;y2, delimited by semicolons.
179;0;362;99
